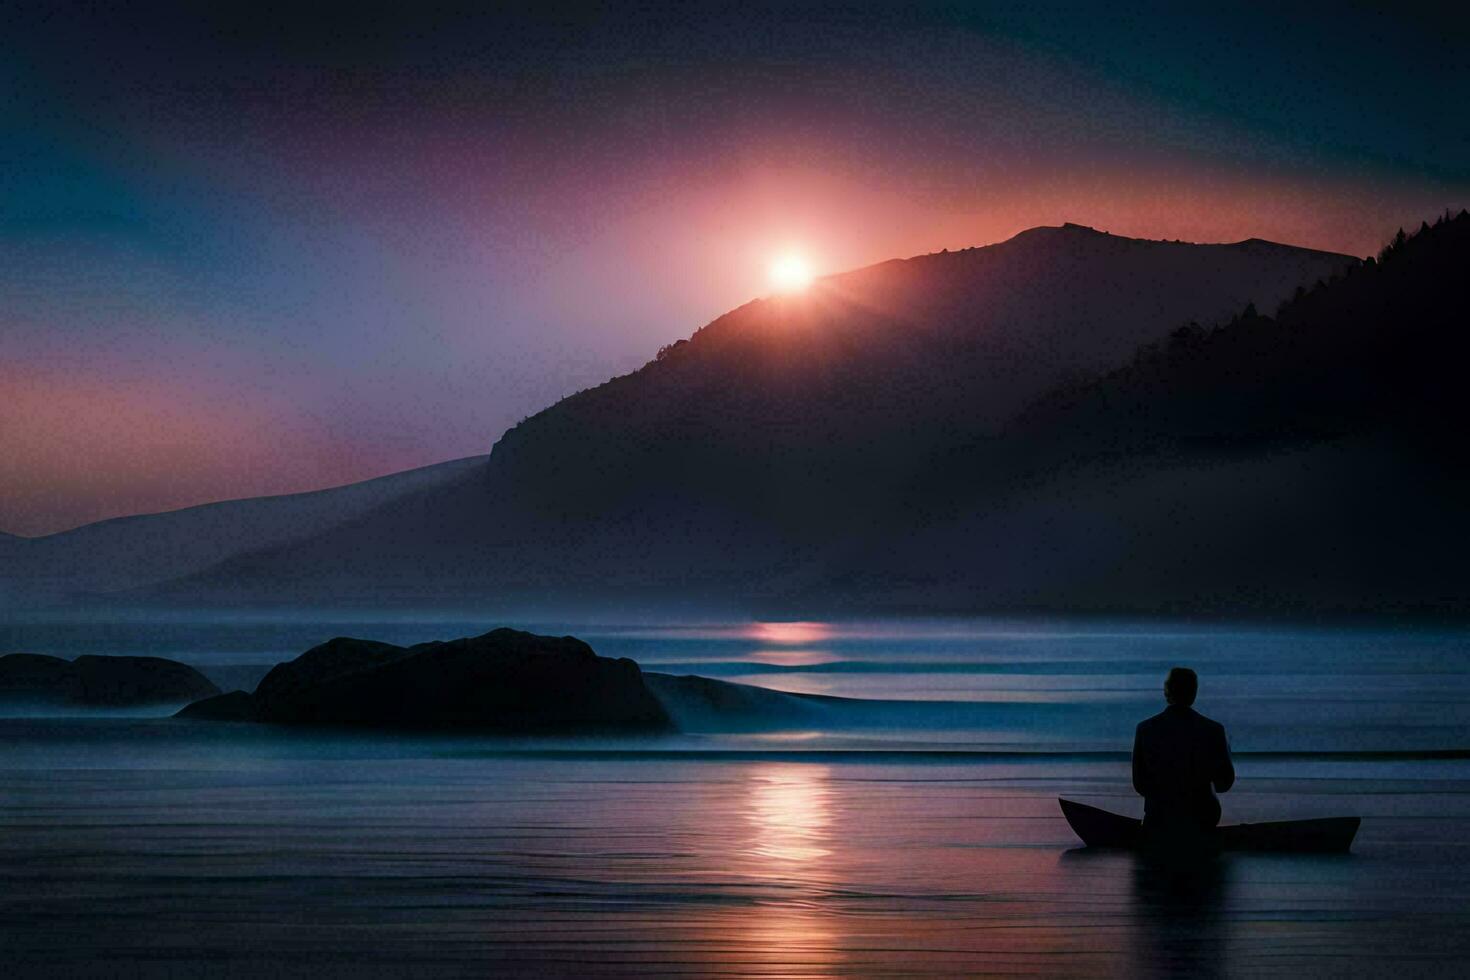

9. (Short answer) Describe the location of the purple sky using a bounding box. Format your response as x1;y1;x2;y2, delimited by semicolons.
3;3;1466;535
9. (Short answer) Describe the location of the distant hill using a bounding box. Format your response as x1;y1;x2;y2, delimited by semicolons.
0;455;488;601
141;223;1367;610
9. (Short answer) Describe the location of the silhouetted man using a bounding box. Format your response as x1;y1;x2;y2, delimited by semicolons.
1132;667;1234;835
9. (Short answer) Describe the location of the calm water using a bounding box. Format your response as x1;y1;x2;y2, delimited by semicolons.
2;617;1469;976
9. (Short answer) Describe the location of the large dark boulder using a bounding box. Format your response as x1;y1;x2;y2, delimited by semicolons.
0;654;72;700
178;628;671;731
0;653;220;707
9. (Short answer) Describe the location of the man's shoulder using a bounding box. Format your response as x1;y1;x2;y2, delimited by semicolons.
1192;710;1226;732
1136;709;1171;732
1138;706;1225;733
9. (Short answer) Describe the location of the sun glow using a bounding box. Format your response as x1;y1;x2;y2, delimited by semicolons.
768;252;815;292
747;621;832;646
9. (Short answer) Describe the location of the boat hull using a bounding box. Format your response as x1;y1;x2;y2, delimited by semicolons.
1059;798;1359;853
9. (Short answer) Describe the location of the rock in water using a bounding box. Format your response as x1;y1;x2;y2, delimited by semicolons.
179;628;672;731
0;654;73;701
0;653;220;707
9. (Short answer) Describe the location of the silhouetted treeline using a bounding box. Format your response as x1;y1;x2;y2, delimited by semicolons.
1015;210;1470;460
855;212;1470;615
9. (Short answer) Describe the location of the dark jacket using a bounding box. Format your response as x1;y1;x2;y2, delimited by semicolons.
1132;704;1234;829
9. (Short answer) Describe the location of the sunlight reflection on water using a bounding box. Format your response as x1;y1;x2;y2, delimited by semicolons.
745;646;843;666
738;763;841;975
745;764;832;863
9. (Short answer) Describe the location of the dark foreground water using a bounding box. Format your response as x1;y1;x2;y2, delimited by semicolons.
2;618;1469;976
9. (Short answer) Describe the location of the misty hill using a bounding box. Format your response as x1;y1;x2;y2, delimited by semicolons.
0;455;487;601
816;211;1470;614
146;224;1360;608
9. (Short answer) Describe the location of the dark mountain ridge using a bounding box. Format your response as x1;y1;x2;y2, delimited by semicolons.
147;223;1358;608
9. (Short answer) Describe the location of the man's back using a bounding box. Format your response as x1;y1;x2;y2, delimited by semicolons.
1132;703;1235;829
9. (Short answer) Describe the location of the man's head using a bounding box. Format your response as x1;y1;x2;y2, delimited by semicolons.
1164;667;1198;707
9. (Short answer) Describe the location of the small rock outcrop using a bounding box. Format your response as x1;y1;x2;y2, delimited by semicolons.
0;653;221;707
176;628;672;731
175;690;257;721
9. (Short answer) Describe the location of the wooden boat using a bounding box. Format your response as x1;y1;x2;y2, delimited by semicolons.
1059;798;1360;853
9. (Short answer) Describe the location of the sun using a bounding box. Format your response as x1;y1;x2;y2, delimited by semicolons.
768;252;815;293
